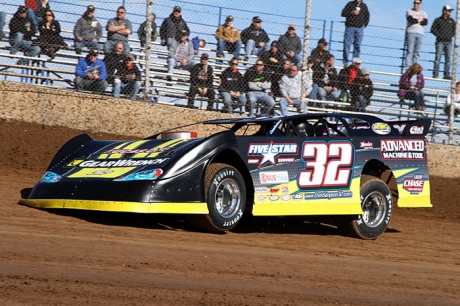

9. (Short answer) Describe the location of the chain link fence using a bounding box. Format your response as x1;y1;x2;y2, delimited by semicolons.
1;0;460;143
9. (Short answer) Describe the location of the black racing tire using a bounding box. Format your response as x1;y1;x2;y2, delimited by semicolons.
335;175;393;239
187;163;246;233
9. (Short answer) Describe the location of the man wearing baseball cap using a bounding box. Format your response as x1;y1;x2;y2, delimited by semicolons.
215;15;242;59
8;6;40;65
430;5;455;79
240;16;270;63
74;49;108;94
310;38;330;69
277;24;302;67
73;5;102;55
188;53;215;110
159;6;189;49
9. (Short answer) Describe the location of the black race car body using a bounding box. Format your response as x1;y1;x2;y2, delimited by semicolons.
21;113;432;238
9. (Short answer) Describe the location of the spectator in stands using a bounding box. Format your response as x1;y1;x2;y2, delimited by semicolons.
271;59;292;98
73;5;102;55
245;59;275;117
33;9;66;59
215;15;242;60
113;54;141;100
219;58;247;114
166;29;195;83
241;16;270;63
351;67;373;112
191;36;206;55
444;81;460;122
74;49;108;93
279;64;303;116
259;41;283;73
312;54;339;102
25;0;49;29
304;57;317;102
159;6;189;49
9;6;40;65
104;6;132;55
0;11;6;38
337;57;363;101
277;24;302;67
398;63;425;111
310;38;330;69
405;0;428;69
430;5;455;80
137;12;157;48
103;42;126;85
188;53;215;110
341;0;370;67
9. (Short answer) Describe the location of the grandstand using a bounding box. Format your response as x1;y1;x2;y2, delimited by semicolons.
0;0;459;144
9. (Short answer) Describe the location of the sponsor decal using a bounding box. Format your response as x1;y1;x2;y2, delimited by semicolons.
372;122;392;135
278;158;295;163
259;171;289;184
257;196;267;201
269;119;283;135
409;126;424;135
281;195;291;201
255;187;267;194
380;139;425;160
248;159;259;164
269;195;279;201
403;175;424;193
293;193;303;200
72;158;169;168
103;147;172;155
359;141;373;149
248;142;298;167
269;187;280;193
281;186;289;193
88;169;114;175
304;191;353;200
392;124;407;135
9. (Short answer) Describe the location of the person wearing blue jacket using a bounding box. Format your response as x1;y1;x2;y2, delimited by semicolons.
74;49;108;93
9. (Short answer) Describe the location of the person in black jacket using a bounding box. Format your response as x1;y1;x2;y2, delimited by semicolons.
277;24;302;67
33;9;67;59
240;16;270;63
113;54;141;100
259;40;283;73
9;6;40;65
188;53;215;110
341;0;370;67
430;5;455;79
351;67;373;112
159;6;189;49
312;54;339;102
310;38;330;70
103;42;126;85
219;58;247;114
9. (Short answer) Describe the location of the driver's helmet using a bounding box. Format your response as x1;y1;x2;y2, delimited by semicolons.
295;122;314;137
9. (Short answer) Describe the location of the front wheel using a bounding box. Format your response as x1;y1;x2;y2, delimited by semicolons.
335;175;393;239
187;163;246;233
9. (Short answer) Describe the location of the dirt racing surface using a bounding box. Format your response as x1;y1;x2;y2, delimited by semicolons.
0;119;459;306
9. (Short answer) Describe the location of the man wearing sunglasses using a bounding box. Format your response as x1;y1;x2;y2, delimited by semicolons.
277;24;302;67
74;49;108;94
244;59;275;117
219;58;247;114
405;0;428;69
73;5;102;55
240;16;270;64
104;6;132;55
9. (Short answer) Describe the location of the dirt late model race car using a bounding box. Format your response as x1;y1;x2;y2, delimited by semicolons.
21;113;432;239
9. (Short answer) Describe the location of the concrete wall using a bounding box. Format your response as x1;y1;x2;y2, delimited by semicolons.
0;81;239;138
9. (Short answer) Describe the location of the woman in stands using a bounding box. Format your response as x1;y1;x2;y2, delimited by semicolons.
398;63;425;111
33;9;66;59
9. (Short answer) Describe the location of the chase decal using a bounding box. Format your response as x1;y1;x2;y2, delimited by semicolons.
403;175;424;193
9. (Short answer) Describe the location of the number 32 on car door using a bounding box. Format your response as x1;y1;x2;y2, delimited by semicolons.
298;141;355;189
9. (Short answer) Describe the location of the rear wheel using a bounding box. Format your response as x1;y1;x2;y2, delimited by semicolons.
187;163;246;233
336;175;393;239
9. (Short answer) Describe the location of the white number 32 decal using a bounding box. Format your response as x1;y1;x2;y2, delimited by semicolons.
298;141;354;188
